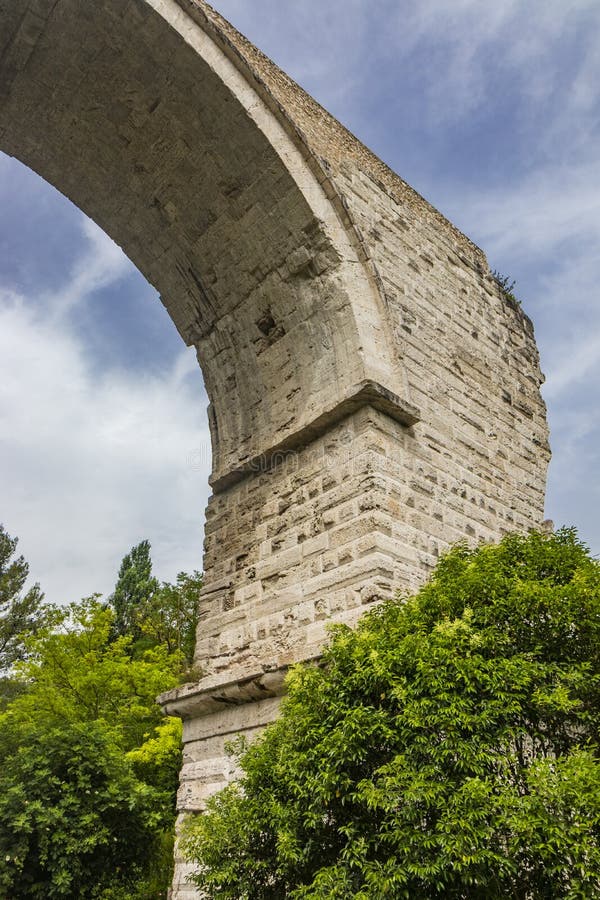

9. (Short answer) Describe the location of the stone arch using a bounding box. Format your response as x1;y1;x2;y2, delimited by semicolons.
0;0;411;490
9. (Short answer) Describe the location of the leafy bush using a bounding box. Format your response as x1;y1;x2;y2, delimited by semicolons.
184;529;600;899
0;719;164;898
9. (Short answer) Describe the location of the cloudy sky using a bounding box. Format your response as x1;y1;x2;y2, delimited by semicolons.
1;0;599;604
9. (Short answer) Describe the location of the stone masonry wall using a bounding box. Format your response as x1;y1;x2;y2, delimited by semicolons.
168;377;547;898
334;162;548;525
195;381;546;686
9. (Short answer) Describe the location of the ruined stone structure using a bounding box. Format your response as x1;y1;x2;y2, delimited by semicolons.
0;1;550;895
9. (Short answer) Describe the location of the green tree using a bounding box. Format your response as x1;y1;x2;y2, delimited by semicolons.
184;528;600;899
127;716;184;812
110;540;158;641
0;524;49;673
0;597;183;898
136;570;202;665
109;539;201;665
0;717;166;899
14;597;181;748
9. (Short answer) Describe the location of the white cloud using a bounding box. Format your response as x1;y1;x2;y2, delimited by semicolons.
47;218;132;319
450;156;600;262
385;0;600;127
0;218;211;605
540;263;600;400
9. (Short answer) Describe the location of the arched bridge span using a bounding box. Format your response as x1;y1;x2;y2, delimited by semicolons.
0;3;550;896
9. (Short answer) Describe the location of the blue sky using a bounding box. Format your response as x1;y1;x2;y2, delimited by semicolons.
1;0;599;603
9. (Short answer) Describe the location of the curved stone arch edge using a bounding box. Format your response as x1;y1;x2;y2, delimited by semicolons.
159;0;410;398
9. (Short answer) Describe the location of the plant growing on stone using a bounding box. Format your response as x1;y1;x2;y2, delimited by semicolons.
183;528;600;899
492;269;520;306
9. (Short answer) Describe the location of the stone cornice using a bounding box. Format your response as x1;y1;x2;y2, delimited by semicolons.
158;666;290;719
210;380;421;492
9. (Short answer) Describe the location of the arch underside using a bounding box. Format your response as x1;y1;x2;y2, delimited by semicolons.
0;0;414;489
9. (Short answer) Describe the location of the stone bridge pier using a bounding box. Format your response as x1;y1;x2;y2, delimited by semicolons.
0;0;550;896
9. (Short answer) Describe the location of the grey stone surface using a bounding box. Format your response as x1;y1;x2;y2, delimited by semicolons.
0;2;550;896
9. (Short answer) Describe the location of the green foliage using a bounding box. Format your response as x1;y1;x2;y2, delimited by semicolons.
127;716;184;806
0;528;201;896
184;528;600;899
110;540;158;641
0;596;184;898
0;718;165;899
13;596;182;749
0;524;51;674
135;570;202;666
109;542;201;666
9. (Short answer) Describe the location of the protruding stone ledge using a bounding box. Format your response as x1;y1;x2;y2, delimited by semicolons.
158;666;289;720
210;379;421;493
